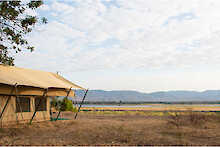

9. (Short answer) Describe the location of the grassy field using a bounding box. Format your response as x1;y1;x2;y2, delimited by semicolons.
1;108;220;145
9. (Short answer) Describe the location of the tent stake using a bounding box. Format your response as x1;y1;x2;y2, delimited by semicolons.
0;83;17;120
55;87;72;121
74;89;88;119
29;89;47;125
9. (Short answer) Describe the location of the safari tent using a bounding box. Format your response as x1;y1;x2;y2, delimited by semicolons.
0;65;85;126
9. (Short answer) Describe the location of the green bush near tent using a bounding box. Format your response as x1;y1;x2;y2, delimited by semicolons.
51;97;77;112
63;98;77;112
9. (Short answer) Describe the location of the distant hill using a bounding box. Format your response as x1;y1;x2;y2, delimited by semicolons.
75;90;220;102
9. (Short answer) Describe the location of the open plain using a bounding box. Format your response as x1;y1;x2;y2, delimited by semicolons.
1;107;220;146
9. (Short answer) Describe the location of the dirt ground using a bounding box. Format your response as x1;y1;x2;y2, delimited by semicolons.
1;111;220;146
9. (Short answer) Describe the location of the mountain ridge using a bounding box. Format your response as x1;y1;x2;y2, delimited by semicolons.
75;89;220;102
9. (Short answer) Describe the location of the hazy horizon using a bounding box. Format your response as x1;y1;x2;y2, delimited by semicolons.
77;88;220;93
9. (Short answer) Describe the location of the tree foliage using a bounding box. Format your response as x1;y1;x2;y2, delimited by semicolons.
0;1;47;65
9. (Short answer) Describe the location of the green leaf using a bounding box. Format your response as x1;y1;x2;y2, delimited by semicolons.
0;1;46;65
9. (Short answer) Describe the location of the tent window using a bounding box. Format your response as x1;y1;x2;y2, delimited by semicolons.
16;97;30;112
35;97;47;111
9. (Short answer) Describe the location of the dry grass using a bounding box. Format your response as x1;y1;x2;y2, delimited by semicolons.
1;111;220;145
81;104;220;111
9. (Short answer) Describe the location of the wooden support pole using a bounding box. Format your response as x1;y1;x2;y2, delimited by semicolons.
14;85;24;120
0;83;17;120
74;89;89;119
29;89;47;125
55;87;72;121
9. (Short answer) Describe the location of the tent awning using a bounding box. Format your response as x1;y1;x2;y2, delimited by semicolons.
0;65;85;96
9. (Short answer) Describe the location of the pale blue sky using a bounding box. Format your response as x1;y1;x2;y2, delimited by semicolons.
14;0;220;92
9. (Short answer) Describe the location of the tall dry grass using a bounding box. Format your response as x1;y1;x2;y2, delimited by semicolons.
1;111;220;145
166;110;219;128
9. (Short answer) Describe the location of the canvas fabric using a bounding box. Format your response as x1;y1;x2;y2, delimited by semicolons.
0;65;84;96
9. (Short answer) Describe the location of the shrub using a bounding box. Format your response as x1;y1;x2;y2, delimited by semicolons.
60;97;77;112
51;97;77;112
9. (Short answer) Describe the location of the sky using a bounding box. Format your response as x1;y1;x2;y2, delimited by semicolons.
14;0;220;92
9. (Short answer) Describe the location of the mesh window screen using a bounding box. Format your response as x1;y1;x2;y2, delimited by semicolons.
35;97;47;111
16;97;30;112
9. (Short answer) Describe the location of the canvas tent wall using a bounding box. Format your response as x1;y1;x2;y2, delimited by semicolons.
0;65;85;125
0;95;51;125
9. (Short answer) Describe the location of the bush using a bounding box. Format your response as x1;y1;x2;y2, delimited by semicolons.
60;97;77;112
51;97;77;112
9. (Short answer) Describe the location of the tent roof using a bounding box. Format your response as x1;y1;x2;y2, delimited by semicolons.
0;65;85;90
